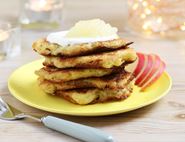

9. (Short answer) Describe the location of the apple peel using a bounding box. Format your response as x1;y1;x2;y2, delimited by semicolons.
141;61;166;90
128;53;166;90
138;54;161;87
136;54;153;85
134;53;148;79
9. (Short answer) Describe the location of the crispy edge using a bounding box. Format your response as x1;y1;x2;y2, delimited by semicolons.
35;67;115;82
54;87;133;105
37;71;135;93
43;48;137;69
32;38;133;57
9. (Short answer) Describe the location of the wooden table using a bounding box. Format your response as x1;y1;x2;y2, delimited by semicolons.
0;30;185;142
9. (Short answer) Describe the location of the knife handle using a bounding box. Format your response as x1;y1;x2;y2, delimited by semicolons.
41;116;114;142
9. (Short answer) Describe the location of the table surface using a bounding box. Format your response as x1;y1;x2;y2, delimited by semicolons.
0;1;185;141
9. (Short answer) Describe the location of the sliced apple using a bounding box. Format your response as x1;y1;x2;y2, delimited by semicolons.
125;52;166;90
134;53;148;79
135;54;153;85
138;54;161;87
141;61;166;90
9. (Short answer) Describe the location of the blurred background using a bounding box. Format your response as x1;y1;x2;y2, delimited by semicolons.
0;0;128;30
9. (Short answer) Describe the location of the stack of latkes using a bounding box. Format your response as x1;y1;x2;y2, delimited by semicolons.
33;38;137;105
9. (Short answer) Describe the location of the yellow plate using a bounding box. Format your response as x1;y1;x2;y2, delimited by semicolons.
8;60;172;116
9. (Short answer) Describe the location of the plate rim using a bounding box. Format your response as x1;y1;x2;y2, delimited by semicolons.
8;60;172;116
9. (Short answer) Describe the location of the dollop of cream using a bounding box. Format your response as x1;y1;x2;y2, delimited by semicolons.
46;31;118;46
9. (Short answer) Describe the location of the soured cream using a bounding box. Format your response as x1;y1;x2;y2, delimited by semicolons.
46;31;118;46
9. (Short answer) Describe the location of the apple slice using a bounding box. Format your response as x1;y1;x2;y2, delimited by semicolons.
125;52;166;90
134;53;148;79
138;54;161;87
135;54;153;85
141;60;166;90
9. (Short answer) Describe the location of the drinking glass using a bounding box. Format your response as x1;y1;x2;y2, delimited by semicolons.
0;21;21;61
